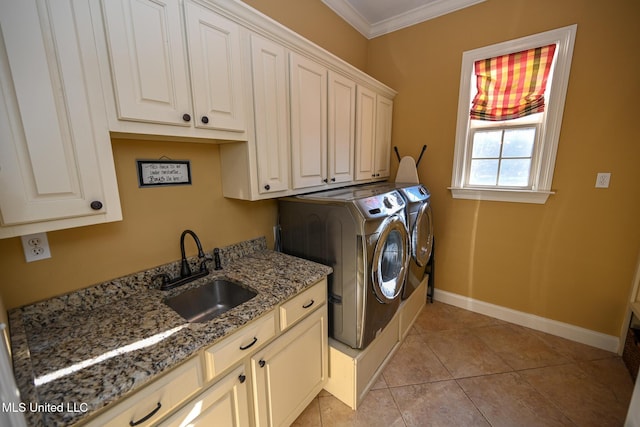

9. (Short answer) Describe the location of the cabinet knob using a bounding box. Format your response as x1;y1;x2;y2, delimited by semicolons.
201;116;209;124
238;374;246;384
264;184;271;191
259;359;266;368
90;201;103;210
323;178;328;183
182;113;191;122
331;177;336;182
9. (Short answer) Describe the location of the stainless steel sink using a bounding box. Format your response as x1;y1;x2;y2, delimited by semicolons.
164;279;257;323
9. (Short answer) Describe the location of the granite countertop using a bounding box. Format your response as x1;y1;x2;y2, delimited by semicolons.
8;237;332;426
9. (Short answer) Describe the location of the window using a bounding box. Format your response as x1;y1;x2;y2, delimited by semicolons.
450;25;577;204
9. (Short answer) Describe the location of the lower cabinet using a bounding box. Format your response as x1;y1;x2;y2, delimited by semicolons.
158;365;250;427
83;279;328;427
251;307;328;427
84;357;203;427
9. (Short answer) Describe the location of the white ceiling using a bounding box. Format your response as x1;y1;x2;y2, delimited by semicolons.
321;0;485;39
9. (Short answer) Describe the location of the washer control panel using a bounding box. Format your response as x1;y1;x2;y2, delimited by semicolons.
357;190;405;219
400;184;430;203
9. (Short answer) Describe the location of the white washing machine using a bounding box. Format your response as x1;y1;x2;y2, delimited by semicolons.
278;185;410;349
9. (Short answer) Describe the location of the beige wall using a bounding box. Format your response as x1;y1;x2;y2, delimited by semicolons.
1;0;638;340
241;0;368;70
367;0;640;336
0;140;278;309
0;0;367;310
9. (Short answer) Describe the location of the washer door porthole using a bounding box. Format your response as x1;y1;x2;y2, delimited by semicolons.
412;201;434;267
371;215;409;303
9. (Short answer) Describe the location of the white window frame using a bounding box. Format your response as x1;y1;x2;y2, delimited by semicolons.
450;24;577;204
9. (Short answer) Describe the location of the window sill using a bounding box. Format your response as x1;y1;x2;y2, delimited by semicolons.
449;187;554;204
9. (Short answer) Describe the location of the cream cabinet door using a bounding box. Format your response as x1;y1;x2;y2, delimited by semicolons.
355;87;393;181
159;365;250;427
328;71;356;185
355;86;377;180
184;0;246;133
250;34;290;195
374;95;393;180
289;52;327;190
102;0;192;126
251;306;328;427
0;0;121;237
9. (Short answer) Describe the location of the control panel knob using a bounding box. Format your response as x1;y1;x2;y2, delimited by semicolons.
383;197;393;209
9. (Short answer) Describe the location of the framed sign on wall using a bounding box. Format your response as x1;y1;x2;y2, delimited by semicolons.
137;160;192;187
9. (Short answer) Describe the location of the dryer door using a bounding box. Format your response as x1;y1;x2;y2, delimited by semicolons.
412;201;434;267
371;215;409;303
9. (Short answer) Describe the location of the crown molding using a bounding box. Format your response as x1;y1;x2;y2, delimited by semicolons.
322;0;485;39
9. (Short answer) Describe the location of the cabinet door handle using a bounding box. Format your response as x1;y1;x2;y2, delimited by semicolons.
182;113;191;122
129;402;161;426
201;115;209;124
238;374;246;384
331;177;336;182
302;300;315;309
259;359;266;368
264;184;271;191
323;178;328;183
90;201;103;210
239;337;258;350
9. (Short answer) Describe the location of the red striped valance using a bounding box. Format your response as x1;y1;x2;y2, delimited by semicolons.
470;44;556;121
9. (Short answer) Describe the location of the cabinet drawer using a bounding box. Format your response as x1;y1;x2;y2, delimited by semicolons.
158;365;250;427
204;311;276;381
84;357;202;427
280;278;327;331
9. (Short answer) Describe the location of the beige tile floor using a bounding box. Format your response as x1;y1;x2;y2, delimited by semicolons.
293;301;635;427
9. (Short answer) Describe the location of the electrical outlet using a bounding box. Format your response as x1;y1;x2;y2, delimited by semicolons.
595;172;611;189
21;232;52;262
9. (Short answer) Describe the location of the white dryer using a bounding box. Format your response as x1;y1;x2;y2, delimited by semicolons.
278;185;410;349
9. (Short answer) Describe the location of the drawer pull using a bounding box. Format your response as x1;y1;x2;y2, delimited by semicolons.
239;337;258;351
129;402;162;426
238;374;246;384
302;300;315;309
259;359;266;368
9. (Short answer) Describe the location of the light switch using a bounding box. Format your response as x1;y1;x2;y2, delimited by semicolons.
595;172;611;188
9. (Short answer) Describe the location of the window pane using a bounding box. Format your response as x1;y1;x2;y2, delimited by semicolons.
472;130;502;158
502;128;535;158
498;159;531;186
469;159;498;185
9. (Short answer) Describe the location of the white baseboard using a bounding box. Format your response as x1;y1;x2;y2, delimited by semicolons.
433;289;620;353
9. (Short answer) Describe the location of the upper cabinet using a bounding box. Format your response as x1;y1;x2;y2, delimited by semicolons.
289;53;328;190
100;0;248;140
289;55;357;192
328;71;357;186
0;0;121;239
250;34;291;195
355;87;393;181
